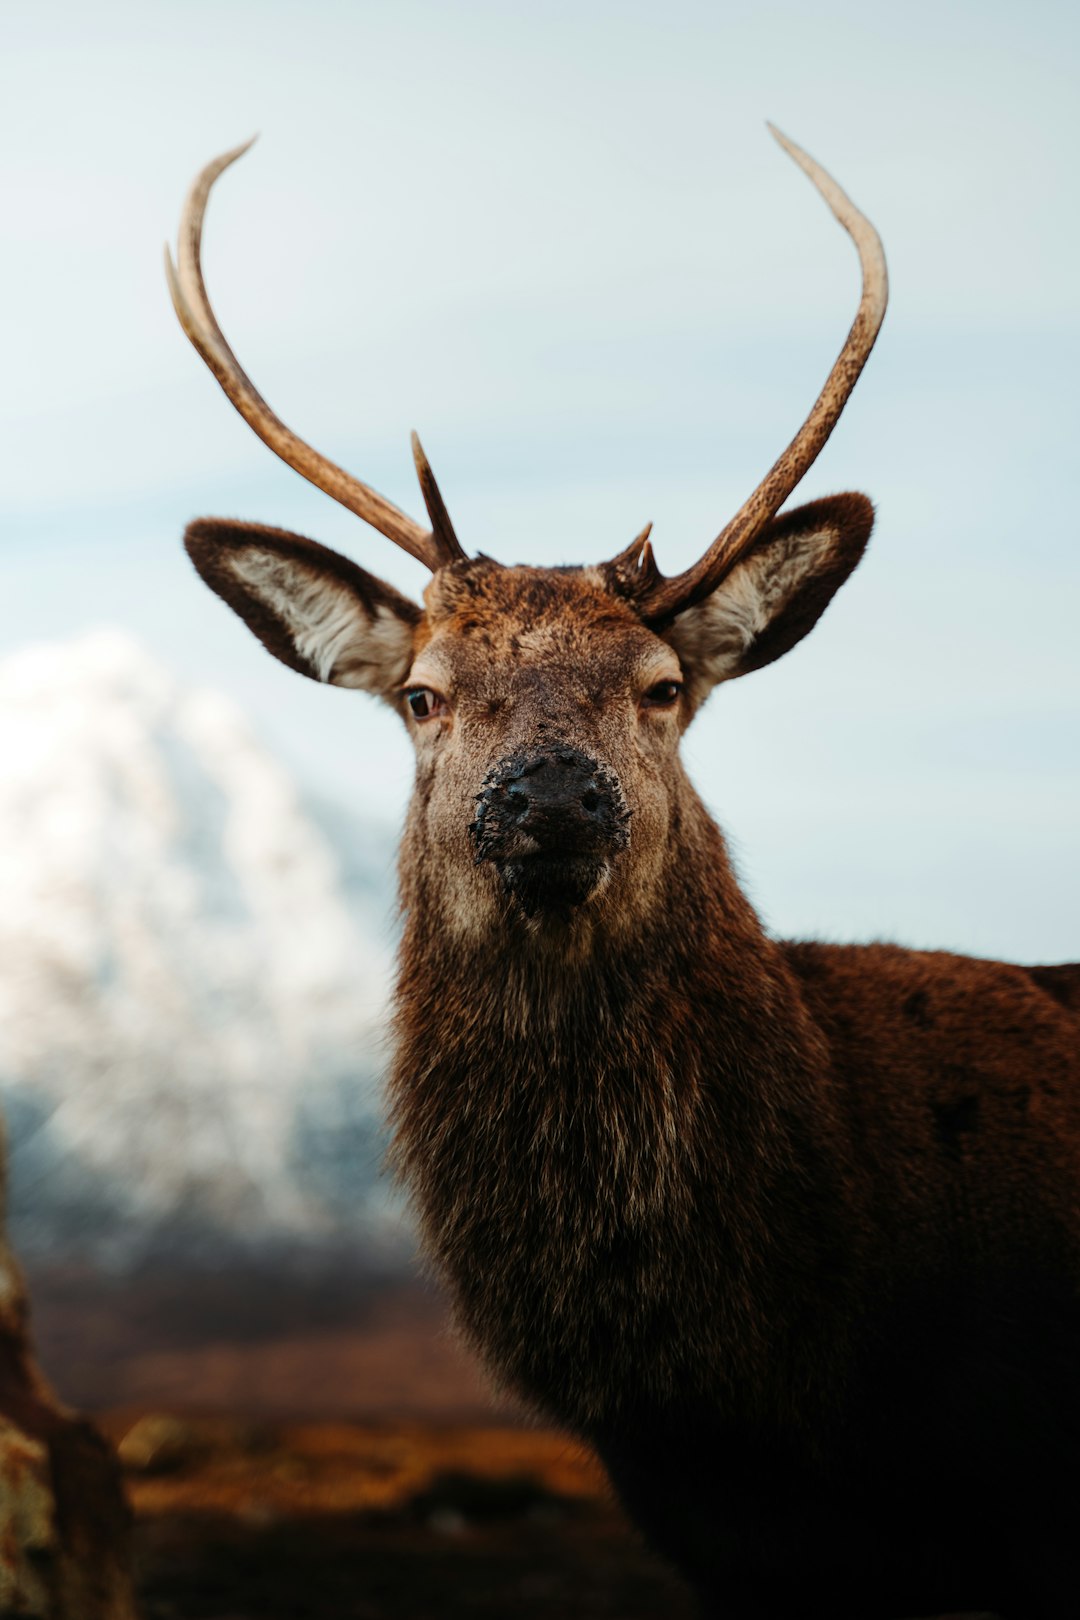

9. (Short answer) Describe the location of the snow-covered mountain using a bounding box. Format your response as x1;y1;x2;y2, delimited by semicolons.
0;630;405;1270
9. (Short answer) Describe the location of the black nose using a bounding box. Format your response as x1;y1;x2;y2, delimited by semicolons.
503;753;608;829
472;748;624;855
470;748;629;912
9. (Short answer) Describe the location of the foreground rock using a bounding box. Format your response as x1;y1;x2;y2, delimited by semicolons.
0;1143;134;1617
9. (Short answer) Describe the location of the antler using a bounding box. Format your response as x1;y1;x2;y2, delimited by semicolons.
165;140;465;573
615;125;888;622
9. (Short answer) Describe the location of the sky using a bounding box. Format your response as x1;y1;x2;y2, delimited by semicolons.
3;0;1078;962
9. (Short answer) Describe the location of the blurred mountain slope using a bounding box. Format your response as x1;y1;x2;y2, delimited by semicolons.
0;630;404;1271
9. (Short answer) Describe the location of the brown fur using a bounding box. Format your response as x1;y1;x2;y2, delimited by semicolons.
185;497;1079;1619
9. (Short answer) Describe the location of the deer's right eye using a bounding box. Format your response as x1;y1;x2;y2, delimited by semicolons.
405;687;446;721
641;679;683;710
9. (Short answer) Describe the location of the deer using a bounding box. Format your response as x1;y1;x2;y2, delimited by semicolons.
166;130;1079;1620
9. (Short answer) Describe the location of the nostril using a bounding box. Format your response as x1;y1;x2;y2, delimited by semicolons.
580;788;601;815
506;784;530;818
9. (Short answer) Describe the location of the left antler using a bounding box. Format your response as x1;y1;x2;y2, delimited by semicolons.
613;125;888;622
165;140;465;572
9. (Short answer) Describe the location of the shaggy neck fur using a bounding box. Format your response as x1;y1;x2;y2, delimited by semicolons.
389;789;860;1440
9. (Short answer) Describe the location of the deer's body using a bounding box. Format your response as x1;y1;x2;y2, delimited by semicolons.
168;134;1079;1617
387;566;1080;1618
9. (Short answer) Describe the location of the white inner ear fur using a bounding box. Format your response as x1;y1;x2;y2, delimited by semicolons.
666;525;837;700
230;549;414;696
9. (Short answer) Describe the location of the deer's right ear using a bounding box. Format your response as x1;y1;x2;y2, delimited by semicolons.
184;519;422;702
662;493;873;706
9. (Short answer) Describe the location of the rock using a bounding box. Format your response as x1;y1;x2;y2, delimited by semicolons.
0;1119;135;1617
116;1414;205;1477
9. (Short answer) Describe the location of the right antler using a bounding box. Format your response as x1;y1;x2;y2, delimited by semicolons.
611;126;888;623
165;140;465;573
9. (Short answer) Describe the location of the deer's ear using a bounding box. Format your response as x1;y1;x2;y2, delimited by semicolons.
184;519;422;702
663;493;873;703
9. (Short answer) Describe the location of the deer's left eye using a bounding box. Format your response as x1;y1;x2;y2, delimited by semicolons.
641;680;683;710
405;688;447;721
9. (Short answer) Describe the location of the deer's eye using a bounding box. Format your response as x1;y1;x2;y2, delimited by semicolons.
405;687;447;721
641;680;683;710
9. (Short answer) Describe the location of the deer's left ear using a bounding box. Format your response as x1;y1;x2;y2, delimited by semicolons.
663;493;873;704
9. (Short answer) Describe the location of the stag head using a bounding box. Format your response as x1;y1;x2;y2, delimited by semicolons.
170;131;885;937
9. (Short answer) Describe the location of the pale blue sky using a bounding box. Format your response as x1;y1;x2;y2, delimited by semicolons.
3;0;1078;960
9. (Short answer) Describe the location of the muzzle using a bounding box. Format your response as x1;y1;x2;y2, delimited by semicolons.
470;746;630;914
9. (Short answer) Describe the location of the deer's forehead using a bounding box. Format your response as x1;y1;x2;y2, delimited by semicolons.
415;564;666;680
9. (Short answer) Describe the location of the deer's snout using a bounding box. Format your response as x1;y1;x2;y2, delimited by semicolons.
470;748;629;914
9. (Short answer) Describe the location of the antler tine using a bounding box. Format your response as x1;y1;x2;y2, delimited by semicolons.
606;522;660;591
628;126;889;623
411;432;467;563
166;142;460;572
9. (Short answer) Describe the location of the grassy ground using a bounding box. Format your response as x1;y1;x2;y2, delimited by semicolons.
107;1416;696;1620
